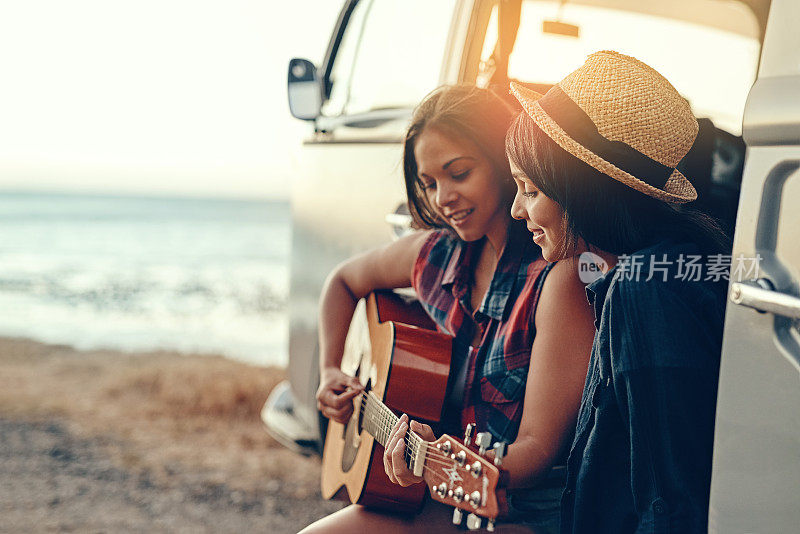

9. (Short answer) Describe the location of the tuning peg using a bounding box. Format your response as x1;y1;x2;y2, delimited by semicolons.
476;432;492;455
468;460;483;478
464;423;475;447
493;442;507;466
452;507;464;525
466;513;482;530
469;490;482;508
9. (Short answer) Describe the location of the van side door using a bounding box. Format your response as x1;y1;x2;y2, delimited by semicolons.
709;0;800;531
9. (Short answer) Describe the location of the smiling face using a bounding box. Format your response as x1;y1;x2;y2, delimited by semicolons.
509;158;570;262
414;126;512;244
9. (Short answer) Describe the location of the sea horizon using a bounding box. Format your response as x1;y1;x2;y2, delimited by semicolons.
0;190;291;366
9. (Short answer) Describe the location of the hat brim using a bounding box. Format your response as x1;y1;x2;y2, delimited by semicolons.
510;81;697;204
510;82;544;106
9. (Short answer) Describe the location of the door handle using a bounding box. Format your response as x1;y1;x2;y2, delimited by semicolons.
730;280;800;320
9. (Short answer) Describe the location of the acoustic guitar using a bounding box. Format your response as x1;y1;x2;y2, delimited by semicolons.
321;290;508;530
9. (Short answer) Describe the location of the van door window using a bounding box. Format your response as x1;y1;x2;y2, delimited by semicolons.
322;0;456;119
479;0;761;134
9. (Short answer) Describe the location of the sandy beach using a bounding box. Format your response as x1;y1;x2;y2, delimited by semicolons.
0;337;343;533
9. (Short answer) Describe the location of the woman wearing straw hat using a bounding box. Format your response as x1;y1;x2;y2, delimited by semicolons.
301;85;596;533
505;51;730;533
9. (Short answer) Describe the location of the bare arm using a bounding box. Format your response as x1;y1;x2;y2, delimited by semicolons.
316;230;431;422
502;258;596;488
383;257;596;489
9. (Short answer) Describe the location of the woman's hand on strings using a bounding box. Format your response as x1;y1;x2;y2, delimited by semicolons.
384;414;435;487
316;367;363;424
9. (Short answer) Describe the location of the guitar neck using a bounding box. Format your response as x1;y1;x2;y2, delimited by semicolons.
359;391;428;477
358;391;505;523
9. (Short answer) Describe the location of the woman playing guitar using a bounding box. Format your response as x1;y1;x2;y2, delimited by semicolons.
301;85;596;533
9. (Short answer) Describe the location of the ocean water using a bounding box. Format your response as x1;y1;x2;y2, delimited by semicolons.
0;192;289;366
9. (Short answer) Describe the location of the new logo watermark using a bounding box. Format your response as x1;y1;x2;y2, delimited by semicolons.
578;252;608;284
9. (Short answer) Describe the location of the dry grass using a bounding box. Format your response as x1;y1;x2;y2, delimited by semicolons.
104;357;281;420
0;337;324;497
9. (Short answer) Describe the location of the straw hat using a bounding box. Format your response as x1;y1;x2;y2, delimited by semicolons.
510;51;698;203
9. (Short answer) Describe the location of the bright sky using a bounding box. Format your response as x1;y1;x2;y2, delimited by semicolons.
0;1;763;200
0;0;342;199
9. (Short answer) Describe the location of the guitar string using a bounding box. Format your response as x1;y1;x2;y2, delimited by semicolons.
359;390;462;464
356;400;458;472
357;409;460;484
359;391;475;469
365;404;479;474
358;392;458;468
355;391;487;470
340;399;483;506
353;395;499;515
356;393;498;504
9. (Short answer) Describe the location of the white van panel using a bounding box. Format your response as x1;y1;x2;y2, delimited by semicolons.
710;0;800;531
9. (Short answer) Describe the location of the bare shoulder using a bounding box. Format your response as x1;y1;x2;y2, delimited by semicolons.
535;258;593;327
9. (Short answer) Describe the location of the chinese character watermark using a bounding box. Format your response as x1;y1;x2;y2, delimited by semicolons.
578;253;762;283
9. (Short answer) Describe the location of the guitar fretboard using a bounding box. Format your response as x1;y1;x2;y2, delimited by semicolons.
360;391;426;475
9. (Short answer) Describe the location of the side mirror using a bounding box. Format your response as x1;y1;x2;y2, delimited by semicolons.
287;58;321;121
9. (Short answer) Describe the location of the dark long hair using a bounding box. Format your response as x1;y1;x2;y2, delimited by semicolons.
404;85;518;229
505;111;731;256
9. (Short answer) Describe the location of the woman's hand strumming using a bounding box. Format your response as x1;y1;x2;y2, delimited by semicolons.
316;367;364;424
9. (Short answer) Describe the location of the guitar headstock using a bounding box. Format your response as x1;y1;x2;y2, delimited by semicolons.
422;426;508;531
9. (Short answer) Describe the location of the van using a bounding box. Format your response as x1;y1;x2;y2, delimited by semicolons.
264;0;799;530
707;0;799;531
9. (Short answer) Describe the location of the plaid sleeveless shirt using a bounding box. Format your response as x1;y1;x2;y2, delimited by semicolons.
411;220;553;444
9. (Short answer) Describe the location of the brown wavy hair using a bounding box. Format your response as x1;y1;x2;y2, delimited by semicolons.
404;85;518;229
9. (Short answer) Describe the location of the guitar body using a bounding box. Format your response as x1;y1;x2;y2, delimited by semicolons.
321;290;452;512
